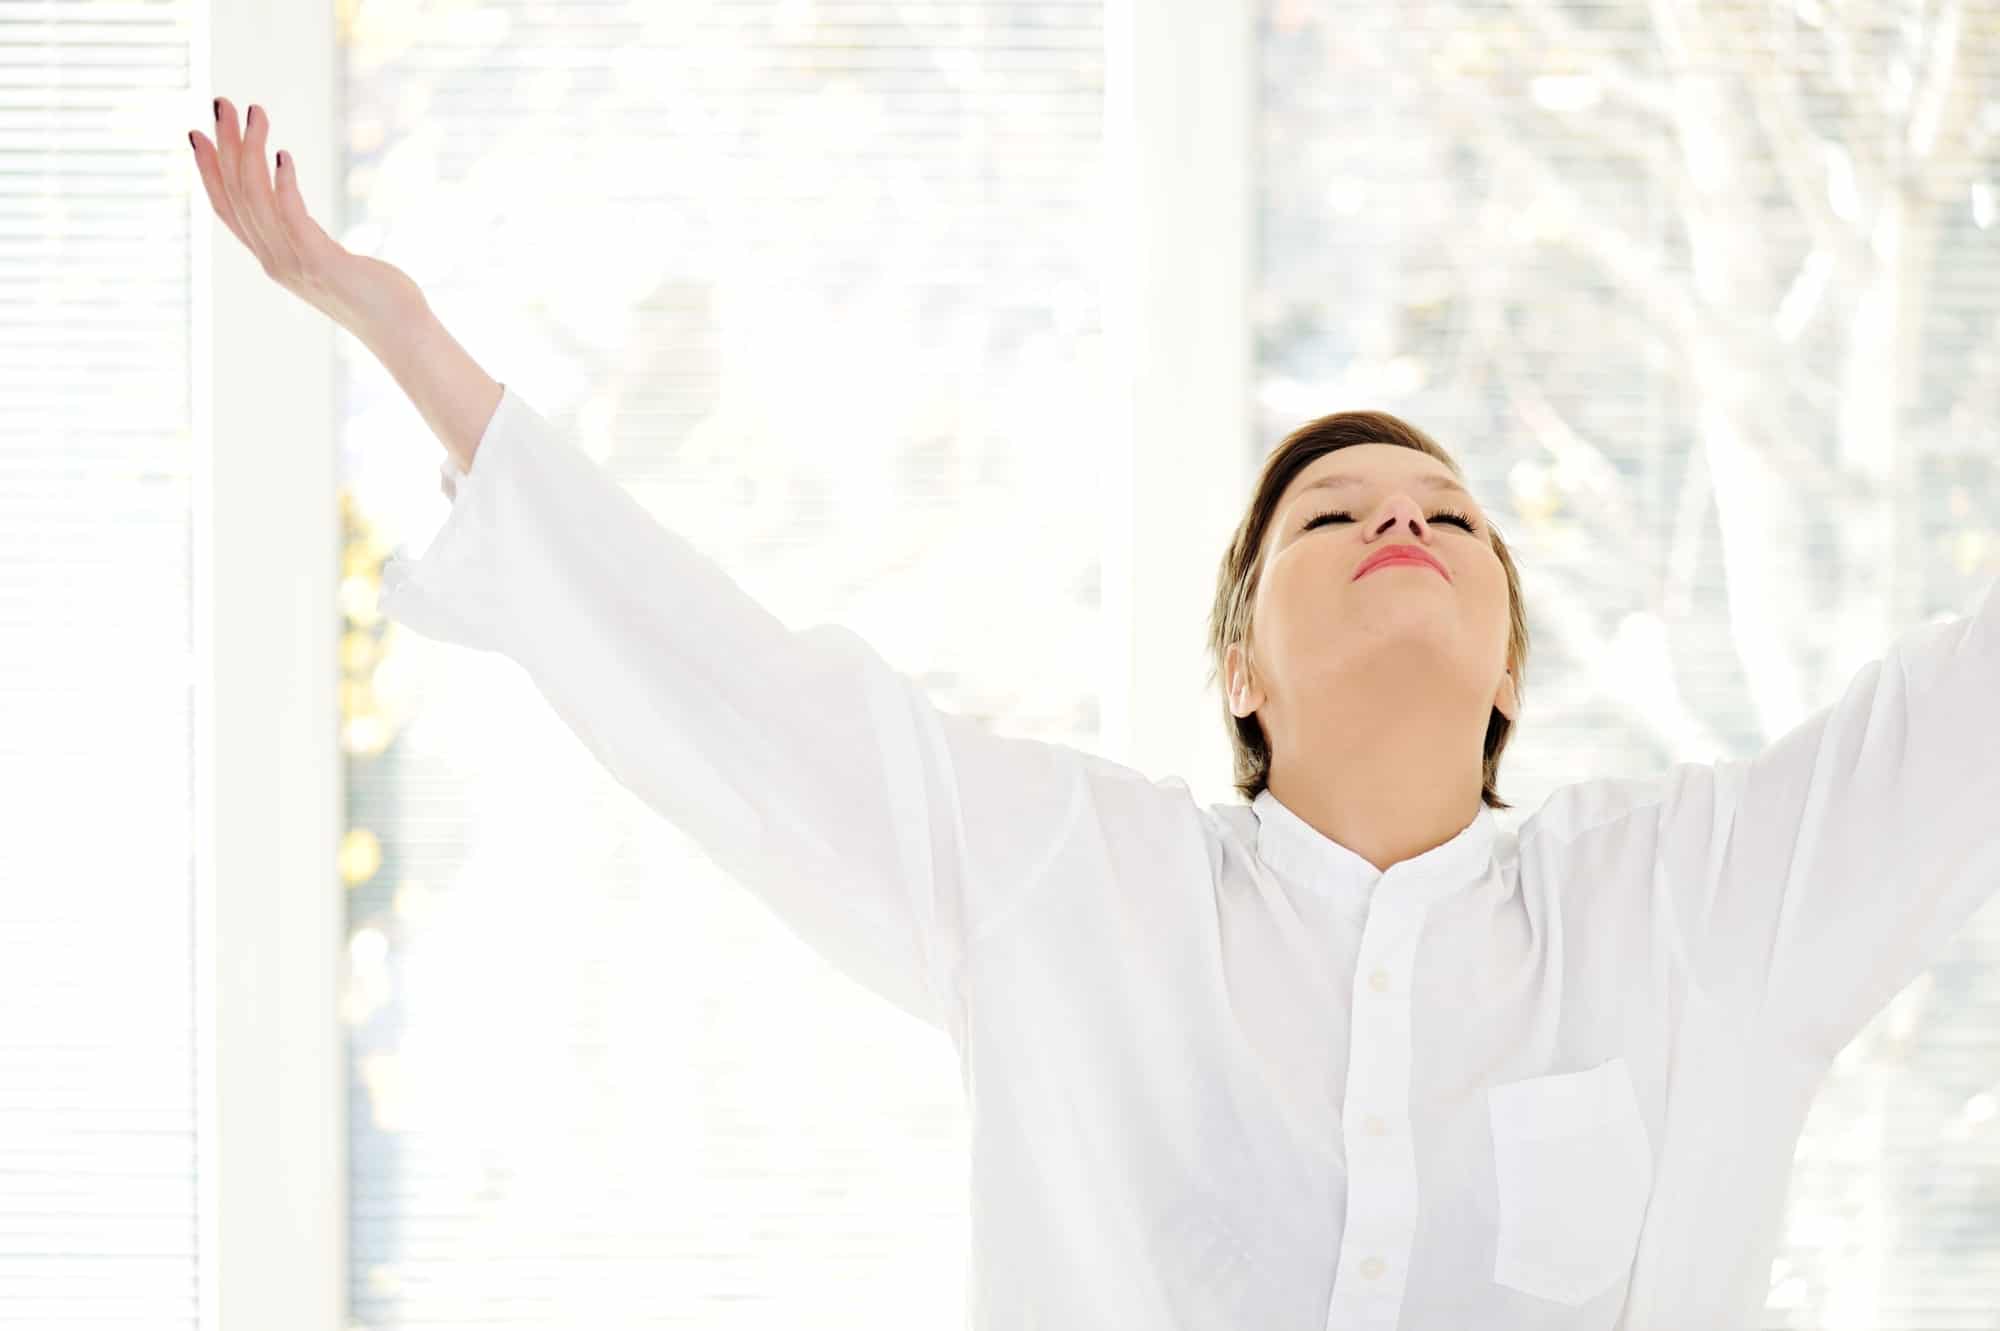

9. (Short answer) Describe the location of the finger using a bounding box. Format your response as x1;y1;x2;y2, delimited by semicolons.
233;103;302;277
269;148;343;278
211;97;269;265
188;130;252;251
196;98;251;246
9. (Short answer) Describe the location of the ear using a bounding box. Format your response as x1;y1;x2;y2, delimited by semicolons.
1224;641;1265;718
1492;665;1519;723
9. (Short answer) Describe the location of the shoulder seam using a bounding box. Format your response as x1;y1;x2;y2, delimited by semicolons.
1515;772;1687;858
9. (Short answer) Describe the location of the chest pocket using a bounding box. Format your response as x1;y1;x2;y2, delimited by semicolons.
1486;1054;1655;1306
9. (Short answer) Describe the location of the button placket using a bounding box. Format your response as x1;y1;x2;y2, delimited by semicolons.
1352;947;1400;1143
1348;953;1413;1119
1329;908;1424;1331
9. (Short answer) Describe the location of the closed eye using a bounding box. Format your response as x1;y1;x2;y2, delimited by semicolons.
1304;509;1478;534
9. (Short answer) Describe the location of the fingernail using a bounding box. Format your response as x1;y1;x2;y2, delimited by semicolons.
277;151;287;169
189;131;198;152
212;97;219;121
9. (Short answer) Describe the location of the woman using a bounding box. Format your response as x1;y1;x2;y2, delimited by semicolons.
190;99;2000;1331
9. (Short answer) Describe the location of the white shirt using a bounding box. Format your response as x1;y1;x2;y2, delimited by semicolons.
382;384;2000;1330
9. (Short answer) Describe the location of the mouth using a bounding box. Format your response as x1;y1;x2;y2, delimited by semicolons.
1353;550;1450;582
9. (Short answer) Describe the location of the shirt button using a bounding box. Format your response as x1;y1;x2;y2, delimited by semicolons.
1368;968;1391;993
1360;1256;1385;1279
1364;1114;1387;1136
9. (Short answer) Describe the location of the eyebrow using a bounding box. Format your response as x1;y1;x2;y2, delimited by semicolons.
1296;473;1476;502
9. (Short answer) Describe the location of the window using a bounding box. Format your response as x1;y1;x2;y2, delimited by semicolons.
336;3;1111;1324
1255;4;2000;1323
0;4;203;1326
28;3;1991;1326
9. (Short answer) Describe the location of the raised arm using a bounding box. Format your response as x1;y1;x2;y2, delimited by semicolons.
190;98;1128;1045
1653;574;2000;1062
381;381;1111;1042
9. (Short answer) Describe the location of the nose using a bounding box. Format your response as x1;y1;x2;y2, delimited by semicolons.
1368;493;1433;535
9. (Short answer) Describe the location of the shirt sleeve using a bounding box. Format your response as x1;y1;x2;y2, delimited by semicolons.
1656;572;2000;1061
378;384;1107;1047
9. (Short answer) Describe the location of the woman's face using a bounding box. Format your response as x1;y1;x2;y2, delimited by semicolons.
1228;444;1515;726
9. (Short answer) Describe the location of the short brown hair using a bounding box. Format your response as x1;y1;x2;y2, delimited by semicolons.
1203;410;1530;809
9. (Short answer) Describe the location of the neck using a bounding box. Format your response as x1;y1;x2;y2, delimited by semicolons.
1263;697;1488;875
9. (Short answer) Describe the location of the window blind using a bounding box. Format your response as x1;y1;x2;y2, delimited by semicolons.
0;1;201;1327
335;2;1108;1326
1256;3;2000;1324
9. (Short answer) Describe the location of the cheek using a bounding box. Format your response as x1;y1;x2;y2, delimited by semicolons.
1469;567;1513;639
1248;563;1328;659
1263;571;1353;660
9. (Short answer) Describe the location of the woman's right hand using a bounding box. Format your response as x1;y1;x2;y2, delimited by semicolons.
190;96;427;338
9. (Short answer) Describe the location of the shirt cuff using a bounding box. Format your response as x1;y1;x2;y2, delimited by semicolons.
378;382;516;653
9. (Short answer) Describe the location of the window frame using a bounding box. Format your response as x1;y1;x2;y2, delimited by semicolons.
1102;0;1254;806
195;4;346;1330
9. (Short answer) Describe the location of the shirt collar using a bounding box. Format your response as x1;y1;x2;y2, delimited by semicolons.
1251;786;1496;913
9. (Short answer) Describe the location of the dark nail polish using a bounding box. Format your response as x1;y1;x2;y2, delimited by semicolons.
189;131;198;151
277;151;287;169
213;98;219;121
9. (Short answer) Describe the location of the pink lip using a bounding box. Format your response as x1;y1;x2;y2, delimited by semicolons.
1353;546;1450;582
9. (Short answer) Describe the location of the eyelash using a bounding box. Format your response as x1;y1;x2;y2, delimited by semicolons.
1304;509;1478;534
